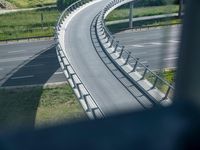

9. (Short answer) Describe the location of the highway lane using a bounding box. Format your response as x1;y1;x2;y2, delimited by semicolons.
62;0;152;116
0;40;66;87
115;25;181;70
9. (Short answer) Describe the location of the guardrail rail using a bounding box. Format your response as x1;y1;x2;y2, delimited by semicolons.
95;0;174;105
55;0;105;119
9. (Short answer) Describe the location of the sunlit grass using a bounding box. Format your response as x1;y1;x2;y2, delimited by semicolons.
0;84;86;131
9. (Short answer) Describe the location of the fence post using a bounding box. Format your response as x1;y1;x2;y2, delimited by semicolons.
124;52;131;65
141;65;149;80
133;58;139;72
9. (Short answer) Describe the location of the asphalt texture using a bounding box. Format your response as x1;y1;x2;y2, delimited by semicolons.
115;25;181;71
63;0;150;115
0;40;66;87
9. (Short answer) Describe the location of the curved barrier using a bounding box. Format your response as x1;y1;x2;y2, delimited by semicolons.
55;0;105;119
55;0;175;119
95;0;174;105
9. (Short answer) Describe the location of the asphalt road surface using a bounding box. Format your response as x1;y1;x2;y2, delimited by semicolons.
0;40;66;87
62;0;153;116
0;26;180;88
115;25;181;71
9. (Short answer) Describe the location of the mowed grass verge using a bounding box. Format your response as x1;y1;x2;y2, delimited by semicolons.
6;0;56;8
106;5;179;21
0;8;59;41
146;69;175;97
0;84;86;130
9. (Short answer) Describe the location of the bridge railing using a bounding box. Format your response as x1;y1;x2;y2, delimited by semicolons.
97;0;175;100
55;0;104;119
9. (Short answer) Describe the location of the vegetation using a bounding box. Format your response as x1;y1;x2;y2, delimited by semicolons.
106;5;179;21
146;69;175;93
0;84;86;131
0;8;60;41
5;0;56;8
107;18;181;33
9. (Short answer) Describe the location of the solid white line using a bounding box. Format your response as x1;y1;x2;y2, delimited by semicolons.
131;44;144;48
11;75;34;80
25;64;44;68
150;42;163;45
54;71;63;75
8;50;26;54
169;40;180;43
164;57;178;61
0;56;29;63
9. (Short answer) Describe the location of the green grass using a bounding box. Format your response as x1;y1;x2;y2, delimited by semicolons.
146;69;175;94
106;5;179;21
6;0;56;8
0;8;59;40
107;18;181;33
0;84;86;131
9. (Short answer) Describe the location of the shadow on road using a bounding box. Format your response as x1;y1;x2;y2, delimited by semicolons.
0;46;61;131
2;46;60;87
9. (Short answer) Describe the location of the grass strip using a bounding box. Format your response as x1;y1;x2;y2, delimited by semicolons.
0;84;86;131
0;8;60;41
107;18;181;33
6;0;56;8
146;69;175;95
106;5;179;21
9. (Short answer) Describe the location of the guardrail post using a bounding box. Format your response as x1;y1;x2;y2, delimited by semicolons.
110;37;115;47
77;83;82;99
133;58;139;72
141;65;149;80
113;41;119;53
152;76;158;89
163;86;171;100
118;46;125;58
70;73;76;88
124;52;131;65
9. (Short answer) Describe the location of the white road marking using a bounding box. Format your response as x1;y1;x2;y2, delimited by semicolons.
150;42;163;45
8;50;26;54
164;57;178;61
54;71;63;75
169;40;180;43
131;44;144;48
11;75;34;80
0;56;29;63
25;64;44;68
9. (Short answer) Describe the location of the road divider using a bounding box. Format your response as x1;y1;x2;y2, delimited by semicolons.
55;0;105;120
95;0;174;105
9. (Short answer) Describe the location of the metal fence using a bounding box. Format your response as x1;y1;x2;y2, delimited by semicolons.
55;0;104;119
96;0;175;100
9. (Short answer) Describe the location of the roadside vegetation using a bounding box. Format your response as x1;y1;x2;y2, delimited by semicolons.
0;84;86;131
0;8;59;41
5;0;56;8
106;5;179;21
146;69;175;96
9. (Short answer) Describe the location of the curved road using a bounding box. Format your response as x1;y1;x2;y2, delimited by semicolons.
62;0;148;115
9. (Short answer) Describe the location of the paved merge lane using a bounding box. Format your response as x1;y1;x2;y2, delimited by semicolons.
0;24;180;88
0;40;66;87
115;25;181;70
64;0;146;115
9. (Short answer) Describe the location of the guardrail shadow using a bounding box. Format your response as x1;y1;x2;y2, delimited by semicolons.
0;45;61;131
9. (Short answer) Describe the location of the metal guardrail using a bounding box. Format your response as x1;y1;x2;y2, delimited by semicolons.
96;0;175;100
55;0;105;119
